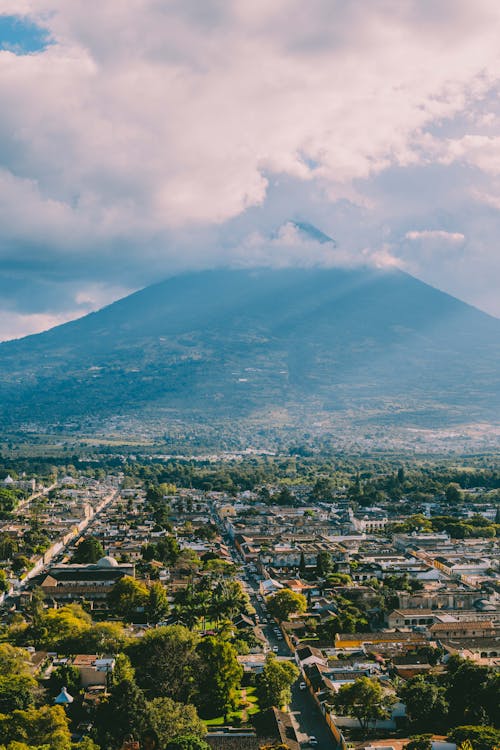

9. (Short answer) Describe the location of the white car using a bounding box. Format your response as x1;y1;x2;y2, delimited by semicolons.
299;681;307;690
308;737;318;746
272;645;279;652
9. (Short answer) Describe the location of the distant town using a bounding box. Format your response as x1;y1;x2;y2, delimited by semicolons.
0;450;498;750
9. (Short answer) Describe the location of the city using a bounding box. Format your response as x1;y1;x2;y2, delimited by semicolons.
0;456;498;749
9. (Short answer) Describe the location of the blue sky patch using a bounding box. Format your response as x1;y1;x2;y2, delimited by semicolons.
0;14;51;54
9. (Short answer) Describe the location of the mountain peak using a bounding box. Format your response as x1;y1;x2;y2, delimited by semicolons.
0;266;498;441
290;221;337;246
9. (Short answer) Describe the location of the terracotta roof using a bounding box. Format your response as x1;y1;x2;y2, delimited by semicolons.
430;620;494;631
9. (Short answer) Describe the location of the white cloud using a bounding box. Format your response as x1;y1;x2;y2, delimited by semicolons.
0;0;500;336
0;310;79;341
405;230;465;243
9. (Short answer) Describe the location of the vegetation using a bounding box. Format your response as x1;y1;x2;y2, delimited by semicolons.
72;537;105;563
332;676;396;731
266;589;307;623
255;654;299;710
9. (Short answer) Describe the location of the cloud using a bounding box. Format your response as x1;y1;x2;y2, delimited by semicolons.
0;310;79;341
0;0;500;338
405;230;465;243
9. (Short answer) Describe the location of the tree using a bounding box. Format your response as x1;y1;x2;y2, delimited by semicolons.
256;654;299;710
166;737;210;750
273;486;295;506
399;675;448;732
112;653;136;686
211;579;249;622
72;621;128;653
0;672;38;714
108;576;149;621
11;556;31;576
147;697;205;747
72;537;104;563
0;705;71;750
299;552;306;574
74;738;101;750
316;551;334;577
333;677;396;732
446;659;494;726
127;625;200;702
480;671;500;727
95;679;149;750
155;536;181;565
0;568;8;593
47;663;81;699
31;603;91;650
0;644;30;674
311;476;334;502
448;726;500;750
403;735;433;750
147;582;170;625
445;483;464;503
195;637;243;718
267;589;307;623
0;533;17;560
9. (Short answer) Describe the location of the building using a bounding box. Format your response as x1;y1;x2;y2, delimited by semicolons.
39;556;134;609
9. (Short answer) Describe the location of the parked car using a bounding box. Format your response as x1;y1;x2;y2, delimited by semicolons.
299;681;307;690
308;737;318;746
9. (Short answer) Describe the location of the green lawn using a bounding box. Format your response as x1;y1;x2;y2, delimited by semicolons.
203;687;261;726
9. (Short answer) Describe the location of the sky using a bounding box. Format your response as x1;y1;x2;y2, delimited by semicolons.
0;0;500;341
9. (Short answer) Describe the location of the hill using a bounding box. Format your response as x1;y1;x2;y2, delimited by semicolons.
1;266;499;444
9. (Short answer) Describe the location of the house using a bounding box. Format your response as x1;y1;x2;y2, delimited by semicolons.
39;556;134;608
72;655;115;687
428;620;495;639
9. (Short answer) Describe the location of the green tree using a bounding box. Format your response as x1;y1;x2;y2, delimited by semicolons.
0;533;18;560
446;659;494;726
108;576;149;621
112;653;135;686
74;738;101;750
31;603;91;650
195;637;243;718
0;673;38;714
256;654;299;709
47;664;81;699
399;675;448;732
266;589;307;623
155;537;181;565
147;583;170;625
299;552;306;574
165;737;210;750
403;735;433;750
445;483;464;503
316;551;334;577
95;679;149;750
0;704;71;750
147;697;205;747
448;726;500;750
11;556;31;576
333;676;396;732
0;569;9;593
312;476;334;501
211;580;249;622
0;644;30;674
72;621;128;653
72;537;105;563
128;626;200;702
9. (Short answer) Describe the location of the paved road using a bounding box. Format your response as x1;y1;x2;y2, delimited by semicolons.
232;547;337;749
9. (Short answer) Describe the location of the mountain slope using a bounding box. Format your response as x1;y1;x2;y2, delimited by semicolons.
1;266;499;435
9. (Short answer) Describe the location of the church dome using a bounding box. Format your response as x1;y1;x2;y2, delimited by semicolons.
96;555;119;567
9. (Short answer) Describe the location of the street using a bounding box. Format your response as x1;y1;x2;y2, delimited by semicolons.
236;552;337;749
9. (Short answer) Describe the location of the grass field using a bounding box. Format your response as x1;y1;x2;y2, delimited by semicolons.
204;686;260;727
